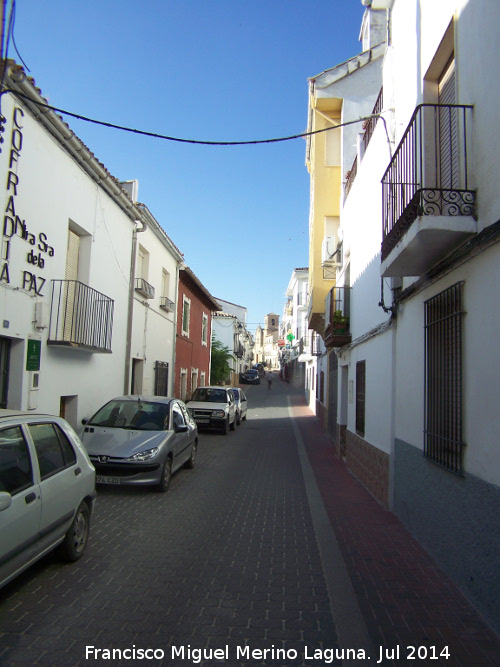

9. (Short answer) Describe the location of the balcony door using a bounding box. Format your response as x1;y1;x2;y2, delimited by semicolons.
63;229;80;341
438;57;459;190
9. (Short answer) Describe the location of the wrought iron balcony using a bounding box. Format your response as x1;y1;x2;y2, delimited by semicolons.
160;296;174;312
48;280;114;353
345;88;383;201
324;285;351;348
381;104;476;277
135;277;155;299
362;87;383;154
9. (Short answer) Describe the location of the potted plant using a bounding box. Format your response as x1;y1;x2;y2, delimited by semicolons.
331;310;349;332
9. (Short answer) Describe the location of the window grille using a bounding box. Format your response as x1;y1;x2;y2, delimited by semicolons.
424;282;465;474
154;361;169;397
356;361;366;437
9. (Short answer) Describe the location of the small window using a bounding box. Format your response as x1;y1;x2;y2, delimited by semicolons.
0;426;33;495
161;269;170;299
29;422;76;480
182;296;191;337
201;313;208;345
356;361;366;437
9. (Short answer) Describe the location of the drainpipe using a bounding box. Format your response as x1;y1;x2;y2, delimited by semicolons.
171;260;183;397
124;218;147;395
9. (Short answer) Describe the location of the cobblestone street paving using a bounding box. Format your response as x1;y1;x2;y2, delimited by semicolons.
0;388;344;666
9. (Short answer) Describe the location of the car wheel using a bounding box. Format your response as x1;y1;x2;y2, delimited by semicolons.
230;416;236;431
236;411;241;426
185;440;197;469
221;418;229;435
59;501;90;562
158;457;172;492
242;413;247;421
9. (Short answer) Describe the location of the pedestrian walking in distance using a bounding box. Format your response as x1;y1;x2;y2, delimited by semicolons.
267;370;273;390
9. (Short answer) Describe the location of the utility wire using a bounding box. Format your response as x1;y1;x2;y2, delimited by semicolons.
1;87;381;147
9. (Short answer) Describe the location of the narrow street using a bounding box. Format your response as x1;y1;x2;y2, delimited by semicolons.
1;379;499;666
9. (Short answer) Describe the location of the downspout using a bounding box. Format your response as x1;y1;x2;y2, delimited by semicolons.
124;218;147;395
171;260;182;397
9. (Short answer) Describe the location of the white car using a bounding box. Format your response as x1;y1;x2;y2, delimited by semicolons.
231;388;248;425
186;387;237;434
0;410;96;590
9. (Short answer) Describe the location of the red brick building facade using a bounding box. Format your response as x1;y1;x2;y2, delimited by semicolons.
174;267;220;401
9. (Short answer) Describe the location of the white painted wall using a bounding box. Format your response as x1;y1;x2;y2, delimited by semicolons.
0;93;135;427
129;219;181;398
385;0;500;484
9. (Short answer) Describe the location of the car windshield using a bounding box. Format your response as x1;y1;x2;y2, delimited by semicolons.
191;388;227;403
246;370;258;375
88;400;169;431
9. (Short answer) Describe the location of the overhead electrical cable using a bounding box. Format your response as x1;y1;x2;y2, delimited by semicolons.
0;87;382;147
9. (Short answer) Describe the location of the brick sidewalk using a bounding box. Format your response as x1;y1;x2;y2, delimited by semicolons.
289;390;500;666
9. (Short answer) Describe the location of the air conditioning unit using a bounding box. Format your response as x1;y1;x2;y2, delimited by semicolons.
321;235;340;266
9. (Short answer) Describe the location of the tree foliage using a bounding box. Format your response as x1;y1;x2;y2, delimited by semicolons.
210;338;234;385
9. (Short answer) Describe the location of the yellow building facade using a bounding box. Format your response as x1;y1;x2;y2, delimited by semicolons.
305;94;342;336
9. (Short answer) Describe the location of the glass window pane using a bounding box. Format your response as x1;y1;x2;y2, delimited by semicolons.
0;426;33;495
54;424;77;466
29;423;65;479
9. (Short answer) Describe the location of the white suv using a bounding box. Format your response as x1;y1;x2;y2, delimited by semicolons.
0;410;96;589
187;387;237;434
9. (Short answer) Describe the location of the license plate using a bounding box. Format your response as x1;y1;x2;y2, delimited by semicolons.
196;419;210;424
97;475;121;485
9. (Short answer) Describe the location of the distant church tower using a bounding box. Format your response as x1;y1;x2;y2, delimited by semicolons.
265;313;279;336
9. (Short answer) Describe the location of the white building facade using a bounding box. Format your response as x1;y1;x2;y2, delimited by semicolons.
127;202;183;399
330;0;500;633
280;268;311;388
212;299;254;380
0;63;185;430
0;64;137;427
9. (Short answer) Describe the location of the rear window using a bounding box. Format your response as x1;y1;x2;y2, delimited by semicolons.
191;388;227;403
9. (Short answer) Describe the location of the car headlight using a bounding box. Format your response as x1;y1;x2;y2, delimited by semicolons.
124;447;159;462
211;410;225;418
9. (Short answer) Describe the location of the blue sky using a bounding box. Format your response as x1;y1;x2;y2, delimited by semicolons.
12;0;365;334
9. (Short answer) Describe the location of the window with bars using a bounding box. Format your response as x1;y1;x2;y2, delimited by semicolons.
356;361;366;437
154;361;169;397
424;282;465;475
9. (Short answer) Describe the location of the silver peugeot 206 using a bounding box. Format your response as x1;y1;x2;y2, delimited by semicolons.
81;396;198;492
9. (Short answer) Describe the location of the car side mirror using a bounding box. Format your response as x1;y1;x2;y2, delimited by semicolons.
175;424;189;433
81;418;88;425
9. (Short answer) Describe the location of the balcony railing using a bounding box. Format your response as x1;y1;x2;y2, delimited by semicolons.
344;156;358;200
160;296;174;312
135;277;155;299
381;103;475;262
345;88;383;201
362;87;383;154
48;280;114;353
324;285;351;348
